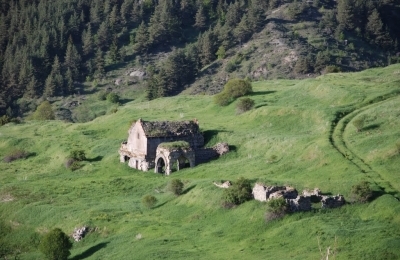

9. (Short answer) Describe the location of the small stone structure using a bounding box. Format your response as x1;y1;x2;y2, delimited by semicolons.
119;119;228;175
72;226;88;242
252;184;345;212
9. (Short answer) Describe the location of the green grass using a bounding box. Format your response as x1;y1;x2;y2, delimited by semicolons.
1;64;400;259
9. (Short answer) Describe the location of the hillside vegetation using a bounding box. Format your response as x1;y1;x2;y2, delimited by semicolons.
1;64;400;259
1;0;400;121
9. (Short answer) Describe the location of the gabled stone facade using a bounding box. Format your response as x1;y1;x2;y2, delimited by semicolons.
119;119;228;175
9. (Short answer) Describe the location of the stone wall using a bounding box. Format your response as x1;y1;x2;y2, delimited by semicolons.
253;184;346;212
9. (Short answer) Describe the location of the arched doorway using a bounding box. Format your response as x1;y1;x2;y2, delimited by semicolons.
177;155;190;170
155;157;166;174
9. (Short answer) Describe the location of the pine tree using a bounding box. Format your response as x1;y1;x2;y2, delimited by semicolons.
134;21;149;53
337;0;355;31
95;49;105;79
234;14;251;44
64;38;81;81
194;6;207;29
82;25;93;57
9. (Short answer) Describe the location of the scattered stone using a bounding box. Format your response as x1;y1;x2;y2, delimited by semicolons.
0;194;14;202
72;226;88;242
252;184;298;202
321;195;345;209
213;181;231;188
115;78;122;85
129;70;145;79
213;143;229;155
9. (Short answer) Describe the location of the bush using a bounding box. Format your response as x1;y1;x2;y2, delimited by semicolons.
142;195;158;208
168;179;184;196
324;65;342;73
236;98;255;114
213;91;232;106
64;158;82;171
0;115;10;126
224;79;252;98
352;116;365;132
39;228;72;260
222;177;252;207
33;101;55;120
97;91;108;101
265;197;289;222
3;149;29;163
106;92;120;103
351;181;373;203
214;79;252;107
69;150;86;161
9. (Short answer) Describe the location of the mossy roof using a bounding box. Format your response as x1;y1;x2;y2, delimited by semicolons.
140;120;201;138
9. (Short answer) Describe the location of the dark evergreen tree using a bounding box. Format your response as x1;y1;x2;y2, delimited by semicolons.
134;21;149;53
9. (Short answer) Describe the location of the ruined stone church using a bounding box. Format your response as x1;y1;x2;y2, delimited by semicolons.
119;119;228;175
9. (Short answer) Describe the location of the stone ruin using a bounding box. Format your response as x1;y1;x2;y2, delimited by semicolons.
72;226;88;242
252;183;345;212
213;181;232;188
119;119;229;175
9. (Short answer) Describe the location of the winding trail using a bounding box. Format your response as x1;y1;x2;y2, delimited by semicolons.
329;93;400;194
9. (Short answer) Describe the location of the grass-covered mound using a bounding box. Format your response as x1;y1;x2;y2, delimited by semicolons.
1;64;400;259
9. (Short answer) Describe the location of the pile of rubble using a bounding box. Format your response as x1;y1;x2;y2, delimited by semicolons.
252;184;345;212
72;226;88;242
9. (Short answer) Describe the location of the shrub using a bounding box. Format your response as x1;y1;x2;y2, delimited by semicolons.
325;65;342;73
168;179;184;196
214;79;253;107
352;116;365;132
0;115;10;126
142;195;158;208
225;61;237;73
224;79;252;98
33;101;55;120
97;91;108;101
39;228;72;260
222;177;252;207
69;150;86;161
350;181;373;203
213;91;232;106
106;92;120;103
265;197;289;222
3;149;29;163
236;98;255;114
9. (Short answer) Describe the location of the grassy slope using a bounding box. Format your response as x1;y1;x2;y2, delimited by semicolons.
1;65;400;259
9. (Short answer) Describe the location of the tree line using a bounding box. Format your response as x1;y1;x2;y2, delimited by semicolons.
0;0;399;117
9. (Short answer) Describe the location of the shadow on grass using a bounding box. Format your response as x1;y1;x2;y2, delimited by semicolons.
363;124;380;131
119;98;134;105
71;242;109;260
203;129;230;144
86;156;103;162
229;145;237;152
181;185;196;195
254;102;268;109
153;200;171;209
250;91;276;96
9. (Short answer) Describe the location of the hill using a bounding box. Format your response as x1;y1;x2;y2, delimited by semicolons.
1;64;400;259
1;0;400;121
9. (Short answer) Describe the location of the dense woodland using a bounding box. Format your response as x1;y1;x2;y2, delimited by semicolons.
0;0;399;118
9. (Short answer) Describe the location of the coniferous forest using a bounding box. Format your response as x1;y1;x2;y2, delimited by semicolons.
0;0;399;118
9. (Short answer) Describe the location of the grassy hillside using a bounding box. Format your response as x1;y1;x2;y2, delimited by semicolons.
1;64;400;259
